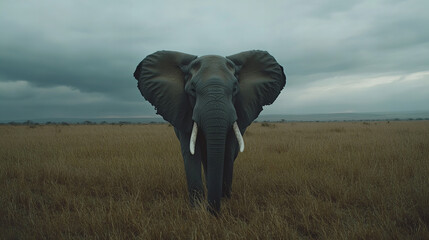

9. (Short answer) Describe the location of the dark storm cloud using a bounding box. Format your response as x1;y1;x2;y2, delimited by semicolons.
0;1;142;95
281;1;429;80
1;0;428;121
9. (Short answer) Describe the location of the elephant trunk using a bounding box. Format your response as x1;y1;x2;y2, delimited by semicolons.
202;117;228;214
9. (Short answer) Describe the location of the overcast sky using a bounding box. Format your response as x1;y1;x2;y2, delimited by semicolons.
1;0;428;121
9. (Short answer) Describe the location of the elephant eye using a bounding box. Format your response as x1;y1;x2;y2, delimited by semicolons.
186;82;197;97
190;87;196;96
232;82;239;96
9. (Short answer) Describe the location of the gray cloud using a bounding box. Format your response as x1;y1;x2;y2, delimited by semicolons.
1;0;428;121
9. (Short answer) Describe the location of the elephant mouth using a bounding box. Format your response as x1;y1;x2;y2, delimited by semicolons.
189;121;244;155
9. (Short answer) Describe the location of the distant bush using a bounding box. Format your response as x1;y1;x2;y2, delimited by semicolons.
119;121;131;126
261;122;275;128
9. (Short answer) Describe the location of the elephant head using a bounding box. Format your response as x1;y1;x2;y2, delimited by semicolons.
134;50;285;214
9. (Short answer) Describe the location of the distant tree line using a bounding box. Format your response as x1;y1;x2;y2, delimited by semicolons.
2;118;429;126
1;120;167;126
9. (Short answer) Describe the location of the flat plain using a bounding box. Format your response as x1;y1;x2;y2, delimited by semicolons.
1;121;428;239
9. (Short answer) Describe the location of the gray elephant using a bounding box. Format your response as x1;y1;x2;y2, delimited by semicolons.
133;50;286;214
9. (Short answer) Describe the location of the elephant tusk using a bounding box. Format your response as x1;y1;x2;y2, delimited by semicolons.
189;122;198;155
233;122;244;152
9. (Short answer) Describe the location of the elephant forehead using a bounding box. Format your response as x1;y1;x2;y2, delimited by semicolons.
198;54;225;60
197;55;228;65
194;55;235;76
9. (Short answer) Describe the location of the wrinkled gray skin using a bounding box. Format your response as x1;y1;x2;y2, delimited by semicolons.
134;50;286;215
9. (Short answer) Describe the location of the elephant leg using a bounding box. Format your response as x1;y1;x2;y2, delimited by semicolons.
175;128;204;207
184;154;204;206
222;129;239;199
197;133;208;189
222;156;233;198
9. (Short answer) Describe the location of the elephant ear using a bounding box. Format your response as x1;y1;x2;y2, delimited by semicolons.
227;50;286;129
134;51;197;132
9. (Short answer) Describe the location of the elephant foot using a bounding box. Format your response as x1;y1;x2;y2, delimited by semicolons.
189;189;204;208
222;191;231;199
222;186;231;199
207;200;221;216
207;205;219;217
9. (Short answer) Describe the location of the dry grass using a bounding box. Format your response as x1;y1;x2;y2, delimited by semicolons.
1;121;428;239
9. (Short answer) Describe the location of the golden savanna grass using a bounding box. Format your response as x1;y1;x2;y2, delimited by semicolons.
1;121;428;239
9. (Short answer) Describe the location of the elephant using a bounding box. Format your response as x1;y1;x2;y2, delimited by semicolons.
133;50;286;214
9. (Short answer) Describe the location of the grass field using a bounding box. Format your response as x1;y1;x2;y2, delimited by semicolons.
1;121;428;239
